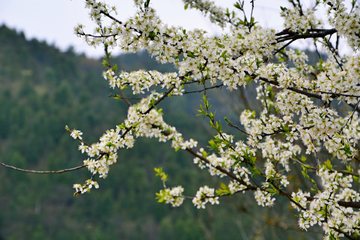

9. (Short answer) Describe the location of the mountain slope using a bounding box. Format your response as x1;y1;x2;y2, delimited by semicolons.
0;25;320;240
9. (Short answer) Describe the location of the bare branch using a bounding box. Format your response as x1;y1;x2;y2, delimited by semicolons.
183;84;224;94
103;41;132;107
0;162;86;174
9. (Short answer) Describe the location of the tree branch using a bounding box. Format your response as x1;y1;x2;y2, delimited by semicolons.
0;162;86;174
276;28;337;43
186;148;255;190
183;84;223;94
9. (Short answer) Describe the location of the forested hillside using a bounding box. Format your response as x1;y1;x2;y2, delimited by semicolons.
0;25;320;240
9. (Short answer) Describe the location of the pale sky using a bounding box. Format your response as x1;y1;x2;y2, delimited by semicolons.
0;0;343;58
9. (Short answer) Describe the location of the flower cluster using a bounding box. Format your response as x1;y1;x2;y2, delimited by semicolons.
104;69;183;95
73;179;99;195
182;0;227;28
70;129;83;140
156;186;185;207
280;6;322;33
291;169;360;238
324;0;360;50
70;91;198;193
254;188;276;207
69;0;360;239
192;185;219;209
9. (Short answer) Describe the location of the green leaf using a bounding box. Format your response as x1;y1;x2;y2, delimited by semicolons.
196;104;207;118
215;121;222;132
103;59;109;68
234;2;242;10
202;94;208;106
154;167;162;175
148;31;156;40
245;75;252;84
269;104;274;111
155;192;164;202
220;182;227;189
117;123;127;130
267;184;279;195
113;64;118;72
251;165;261;177
111;94;122;100
324;159;333;170
282;125;290;134
105;142;115;147
186;51;195;58
256;59;263;68
354;176;360;183
149;99;155;108
260;118;266;125
339;144;352;155
162;174;168;182
208;111;215;119
216;182;231;196
301;167;311;181
225;8;230;17
345;165;353;173
318;58;323;71
311;187;318;194
234;1;244;10
250;17;256;26
144;0;150;8
208;139;218;151
278;56;287;63
266;85;273;92
280;6;287;11
155;168;168;182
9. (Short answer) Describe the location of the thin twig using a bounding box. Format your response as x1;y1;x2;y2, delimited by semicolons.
99;10;142;35
258;77;322;100
184;84;223;94
226;119;250;136
104;44;132;107
339;99;360;134
77;33;118;38
332;228;356;240
273;39;295;56
296;0;304;16
0;162;86;174
143;86;176;115
249;0;255;32
109;93;143;100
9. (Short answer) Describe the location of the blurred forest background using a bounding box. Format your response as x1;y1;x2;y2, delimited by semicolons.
0;25;323;240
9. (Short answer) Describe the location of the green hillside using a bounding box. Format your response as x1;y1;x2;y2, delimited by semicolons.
0;25;321;240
